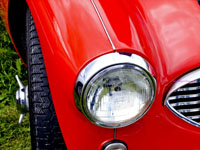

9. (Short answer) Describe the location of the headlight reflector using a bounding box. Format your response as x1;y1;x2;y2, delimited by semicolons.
75;53;156;128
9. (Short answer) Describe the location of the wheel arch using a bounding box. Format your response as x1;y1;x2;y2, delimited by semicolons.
8;0;28;63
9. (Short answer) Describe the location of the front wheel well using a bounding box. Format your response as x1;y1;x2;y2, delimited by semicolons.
8;0;28;63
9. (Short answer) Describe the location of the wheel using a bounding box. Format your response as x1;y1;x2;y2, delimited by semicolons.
26;8;67;150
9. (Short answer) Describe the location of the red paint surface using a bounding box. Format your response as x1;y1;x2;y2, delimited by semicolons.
1;0;200;149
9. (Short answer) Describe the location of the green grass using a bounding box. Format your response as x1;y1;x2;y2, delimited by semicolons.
0;19;31;149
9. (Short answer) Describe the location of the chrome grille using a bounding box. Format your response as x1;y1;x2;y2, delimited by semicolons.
165;69;200;127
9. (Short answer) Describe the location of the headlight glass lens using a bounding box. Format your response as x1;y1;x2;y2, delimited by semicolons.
82;64;155;128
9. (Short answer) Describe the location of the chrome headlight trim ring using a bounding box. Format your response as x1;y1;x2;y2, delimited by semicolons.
74;52;157;128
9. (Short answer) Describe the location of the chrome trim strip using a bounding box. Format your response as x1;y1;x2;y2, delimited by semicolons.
91;0;116;50
188;80;199;84
164;68;200;105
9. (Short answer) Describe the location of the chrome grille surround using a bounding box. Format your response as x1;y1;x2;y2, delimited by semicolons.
165;68;200;127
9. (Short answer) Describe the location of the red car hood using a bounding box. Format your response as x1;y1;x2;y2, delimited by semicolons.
96;0;200;85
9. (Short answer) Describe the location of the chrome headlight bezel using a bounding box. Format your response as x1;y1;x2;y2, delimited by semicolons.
74;52;156;128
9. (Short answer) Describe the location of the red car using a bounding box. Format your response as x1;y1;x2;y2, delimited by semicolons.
1;0;200;149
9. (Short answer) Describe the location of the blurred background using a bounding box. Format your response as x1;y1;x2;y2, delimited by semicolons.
0;18;31;149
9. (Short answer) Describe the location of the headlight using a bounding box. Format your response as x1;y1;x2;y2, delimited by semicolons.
75;53;156;128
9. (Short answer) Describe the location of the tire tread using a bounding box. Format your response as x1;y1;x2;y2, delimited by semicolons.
26;9;66;150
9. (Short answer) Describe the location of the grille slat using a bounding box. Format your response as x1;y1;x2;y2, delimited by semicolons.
168;94;200;100
187;115;200;120
174;103;200;109
171;100;200;107
177;108;200;113
166;77;200;127
171;87;200;96
178;86;200;91
168;97;200;104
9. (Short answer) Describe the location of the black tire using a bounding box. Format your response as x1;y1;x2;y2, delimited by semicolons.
26;8;67;150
